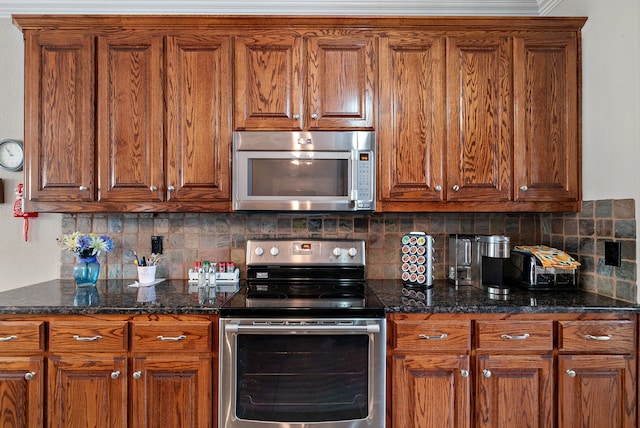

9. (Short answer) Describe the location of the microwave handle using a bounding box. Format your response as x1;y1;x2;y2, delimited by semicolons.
350;150;358;201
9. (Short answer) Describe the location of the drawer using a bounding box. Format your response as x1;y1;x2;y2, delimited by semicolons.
394;320;471;352
49;321;128;353
0;321;45;353
131;321;211;352
476;320;553;352
558;320;636;353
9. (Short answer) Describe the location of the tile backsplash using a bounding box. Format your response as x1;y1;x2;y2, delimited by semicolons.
60;198;637;302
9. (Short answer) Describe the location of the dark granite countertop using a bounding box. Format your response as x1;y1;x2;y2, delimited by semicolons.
0;279;637;315
368;279;639;314
0;279;238;315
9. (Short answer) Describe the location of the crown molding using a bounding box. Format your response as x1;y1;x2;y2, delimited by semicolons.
0;0;564;19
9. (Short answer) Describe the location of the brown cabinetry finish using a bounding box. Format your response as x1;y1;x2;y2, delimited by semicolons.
0;357;43;427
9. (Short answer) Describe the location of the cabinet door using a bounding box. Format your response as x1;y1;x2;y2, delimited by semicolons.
0;357;43;428
513;33;579;202
166;34;232;202
558;354;636;428
130;355;212;428
379;34;446;202
307;35;376;129
475;354;553;428
97;33;164;202
234;33;303;130
47;355;127;428
24;31;95;203
447;36;512;202
391;353;470;428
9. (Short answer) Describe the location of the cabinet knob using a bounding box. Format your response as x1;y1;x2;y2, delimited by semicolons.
24;371;36;381
167;185;175;192
133;371;142;379
149;185;158;192
483;369;491;378
310;113;318;120
79;186;89;191
111;371;120;379
520;185;528;191
452;185;460;192
293;114;300;120
435;185;442;192
566;369;576;378
460;369;469;378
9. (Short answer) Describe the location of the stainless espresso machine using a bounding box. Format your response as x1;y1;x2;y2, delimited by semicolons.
448;234;511;294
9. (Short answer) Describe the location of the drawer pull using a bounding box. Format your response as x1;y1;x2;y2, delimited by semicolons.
566;369;576;377
24;371;36;381
0;335;18;342
584;334;612;341
483;369;491;378
133;371;142;379
111;371;120;379
460;369;469;378
157;334;187;342
500;333;530;340
419;333;448;340
73;335;103;342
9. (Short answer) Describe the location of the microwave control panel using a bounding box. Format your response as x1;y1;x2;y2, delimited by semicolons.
356;152;373;209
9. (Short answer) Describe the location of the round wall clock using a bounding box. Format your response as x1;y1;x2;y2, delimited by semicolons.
0;139;24;172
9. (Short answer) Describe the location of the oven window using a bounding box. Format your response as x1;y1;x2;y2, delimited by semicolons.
235;334;369;422
248;159;348;197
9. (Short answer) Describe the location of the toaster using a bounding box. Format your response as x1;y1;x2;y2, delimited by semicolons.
506;249;578;291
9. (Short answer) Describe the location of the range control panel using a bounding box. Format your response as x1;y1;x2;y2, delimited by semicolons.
246;239;366;267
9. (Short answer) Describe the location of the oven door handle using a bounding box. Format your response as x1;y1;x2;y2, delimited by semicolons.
225;322;381;334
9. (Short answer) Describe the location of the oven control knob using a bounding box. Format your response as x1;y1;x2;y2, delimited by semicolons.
332;247;342;257
348;247;358;257
270;246;280;256
254;247;264;257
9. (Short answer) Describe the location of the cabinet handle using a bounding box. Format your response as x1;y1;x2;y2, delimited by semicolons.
167;185;175;192
483;369;491;378
149;185;158;192
566;369;576;378
73;335;103;342
500;333;530;340
133;371;142;379
156;334;187;342
310;113;318;119
419;333;448;340
79;186;89;191
460;369;469;378
452;185;460;192
584;334;612;341
24;371;36;381
293;114;300;119
0;335;18;342
520;185;528;191
111;371;120;379
435;185;442;192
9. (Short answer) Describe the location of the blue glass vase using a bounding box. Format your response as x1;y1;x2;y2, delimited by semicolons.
73;255;100;287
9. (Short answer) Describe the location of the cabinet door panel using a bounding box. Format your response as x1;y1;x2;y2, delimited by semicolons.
514;34;579;202
447;36;512;202
0;357;43;428
379;34;446;201
392;353;470;428
476;354;553;428
166;34;232;201
24;32;95;203
234;33;303;130
307;36;375;129
131;355;212;428
97;33;164;202
558;354;636;428
47;356;127;428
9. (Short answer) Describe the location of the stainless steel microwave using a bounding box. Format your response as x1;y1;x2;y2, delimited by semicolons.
233;131;376;212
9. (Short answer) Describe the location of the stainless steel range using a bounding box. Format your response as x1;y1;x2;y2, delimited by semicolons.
219;238;386;428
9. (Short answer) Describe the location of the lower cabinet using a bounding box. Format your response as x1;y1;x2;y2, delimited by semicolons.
388;313;637;428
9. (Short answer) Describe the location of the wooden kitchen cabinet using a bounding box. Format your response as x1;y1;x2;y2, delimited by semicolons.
235;32;375;130
0;321;45;428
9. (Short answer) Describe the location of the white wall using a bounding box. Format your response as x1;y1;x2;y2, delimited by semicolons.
0;19;62;291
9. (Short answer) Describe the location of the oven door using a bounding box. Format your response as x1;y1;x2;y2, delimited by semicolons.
219;318;386;428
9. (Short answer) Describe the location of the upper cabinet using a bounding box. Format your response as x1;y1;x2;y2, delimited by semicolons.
235;32;375;130
14;16;585;213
